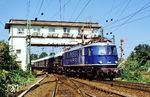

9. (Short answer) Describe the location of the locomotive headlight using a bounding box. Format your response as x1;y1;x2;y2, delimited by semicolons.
98;61;102;64
115;61;118;64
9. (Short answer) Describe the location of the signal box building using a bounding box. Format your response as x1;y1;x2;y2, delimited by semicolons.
5;19;101;71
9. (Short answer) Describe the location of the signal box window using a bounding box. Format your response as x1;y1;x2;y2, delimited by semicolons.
49;27;55;32
63;27;70;33
33;27;40;32
16;49;21;54
16;61;22;67
17;28;24;34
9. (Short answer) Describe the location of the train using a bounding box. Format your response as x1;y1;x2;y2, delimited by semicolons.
32;41;121;80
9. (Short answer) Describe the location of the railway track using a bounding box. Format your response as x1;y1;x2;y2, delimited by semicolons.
100;80;150;93
55;75;130;97
54;74;94;97
70;78;130;97
19;74;150;97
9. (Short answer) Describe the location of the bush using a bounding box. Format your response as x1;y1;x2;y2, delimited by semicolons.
0;70;10;97
9;69;35;85
119;44;150;83
0;69;35;97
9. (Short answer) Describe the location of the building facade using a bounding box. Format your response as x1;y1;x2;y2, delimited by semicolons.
5;19;101;71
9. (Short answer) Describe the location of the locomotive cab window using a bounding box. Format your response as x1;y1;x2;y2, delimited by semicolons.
92;46;106;55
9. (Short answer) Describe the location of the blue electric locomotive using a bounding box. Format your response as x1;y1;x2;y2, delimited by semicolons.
63;42;120;80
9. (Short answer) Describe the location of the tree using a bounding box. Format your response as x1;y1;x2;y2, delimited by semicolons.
0;41;18;70
49;52;55;56
120;44;150;82
39;52;48;58
31;54;38;60
128;44;150;68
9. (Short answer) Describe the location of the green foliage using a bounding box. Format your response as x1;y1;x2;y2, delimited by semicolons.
0;69;35;97
39;52;48;58
0;41;18;71
8;69;35;85
0;41;35;96
49;52;55;56
0;70;9;97
120;44;150;83
31;53;39;60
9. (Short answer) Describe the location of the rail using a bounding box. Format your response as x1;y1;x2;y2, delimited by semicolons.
71;79;131;97
51;79;58;97
101;80;150;92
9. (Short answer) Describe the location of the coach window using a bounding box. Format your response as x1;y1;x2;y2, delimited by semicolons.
88;48;91;56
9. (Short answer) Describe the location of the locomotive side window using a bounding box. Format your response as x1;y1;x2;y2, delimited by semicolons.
88;48;91;56
107;46;117;55
82;48;84;56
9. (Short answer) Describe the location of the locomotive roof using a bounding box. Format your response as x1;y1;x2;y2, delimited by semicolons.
64;42;116;53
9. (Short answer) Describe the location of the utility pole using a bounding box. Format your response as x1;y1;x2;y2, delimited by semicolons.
26;19;31;72
100;28;104;41
26;0;31;72
81;26;84;44
120;39;124;62
112;35;115;44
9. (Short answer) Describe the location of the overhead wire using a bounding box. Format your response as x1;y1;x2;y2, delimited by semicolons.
0;20;4;27
73;0;92;22
116;0;131;20
50;0;72;20
59;0;62;20
109;13;150;32
104;1;150;29
26;0;30;19
101;0;125;21
32;0;41;19
36;0;45;18
69;0;81;21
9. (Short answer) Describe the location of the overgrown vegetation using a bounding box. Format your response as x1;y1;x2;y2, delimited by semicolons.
0;41;35;97
119;44;150;83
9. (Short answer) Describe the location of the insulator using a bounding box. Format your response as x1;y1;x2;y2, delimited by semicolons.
35;18;38;21
41;13;44;15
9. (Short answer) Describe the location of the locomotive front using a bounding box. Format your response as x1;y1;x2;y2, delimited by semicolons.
86;42;120;80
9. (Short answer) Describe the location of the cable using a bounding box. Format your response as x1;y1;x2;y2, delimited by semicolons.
32;0;41;18
117;0;131;20
69;0;81;21
109;13;150;32
50;0;72;20
74;0;92;22
59;0;62;20
26;0;30;19
104;1;150;28
0;20;4;27
36;0;45;17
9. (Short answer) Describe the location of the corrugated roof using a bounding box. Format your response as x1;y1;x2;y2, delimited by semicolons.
5;19;101;29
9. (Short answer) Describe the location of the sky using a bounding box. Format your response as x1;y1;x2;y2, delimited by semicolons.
0;0;150;58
